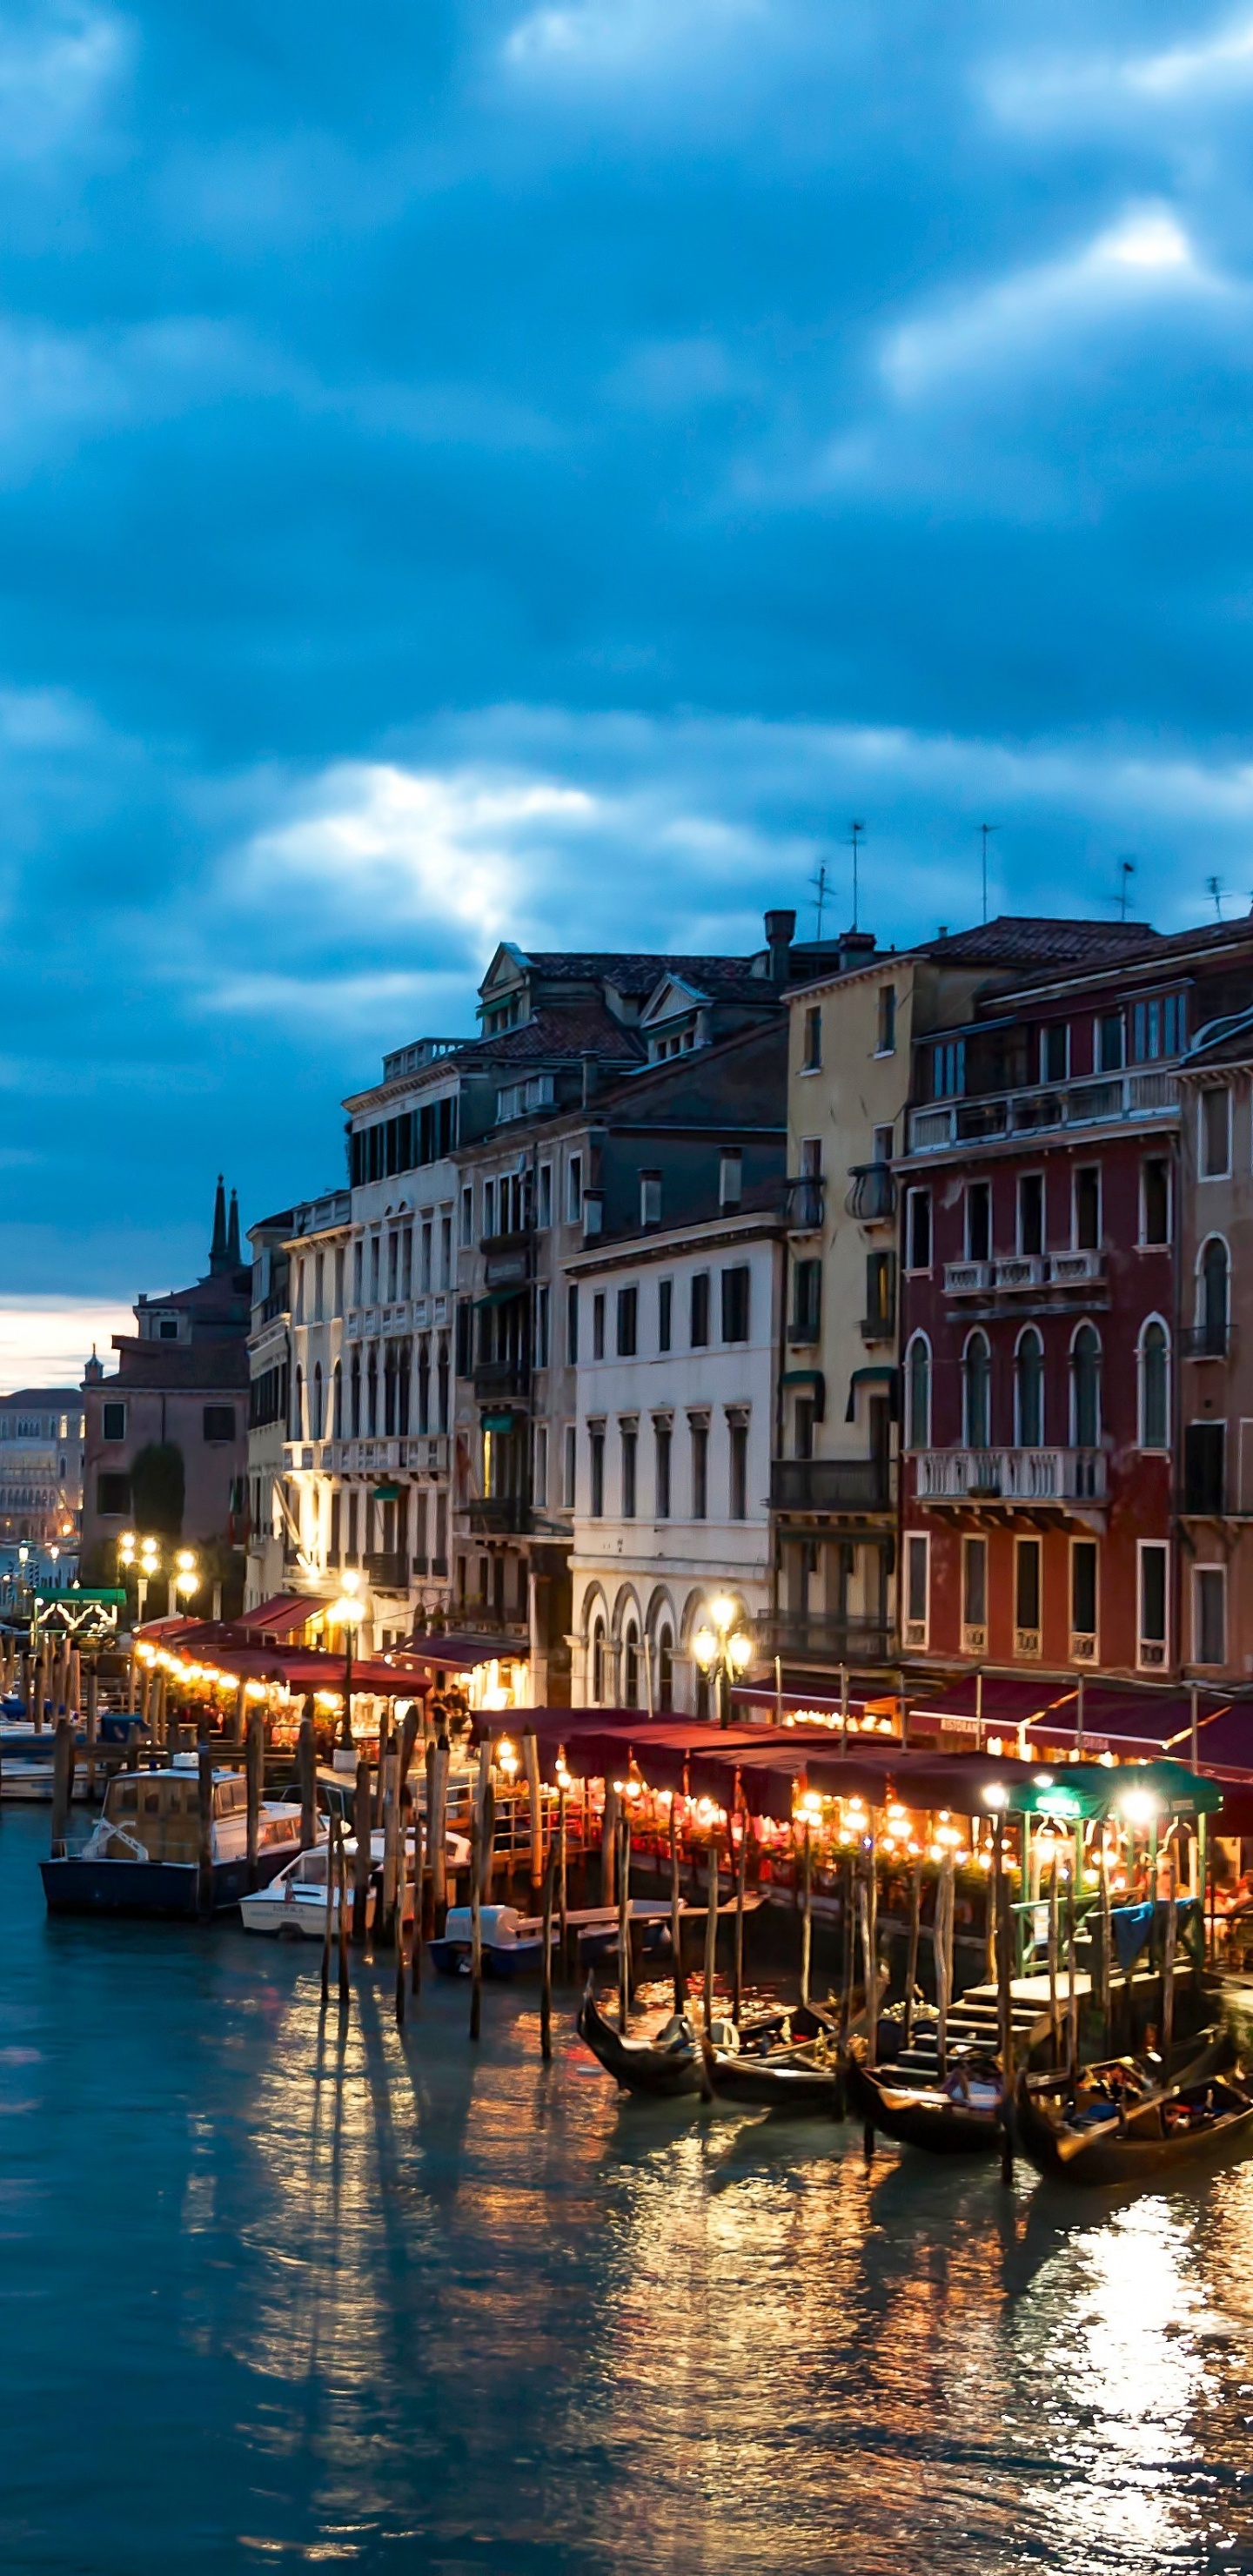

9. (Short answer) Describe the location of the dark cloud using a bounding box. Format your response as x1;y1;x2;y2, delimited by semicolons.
1;0;1250;1327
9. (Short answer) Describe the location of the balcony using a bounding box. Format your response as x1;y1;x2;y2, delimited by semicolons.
771;1458;893;1515
1181;1320;1229;1360
466;1497;533;1534
787;1313;821;1349
943;1250;1105;1299
761;1613;895;1667
783;1177;825;1233
915;1447;1107;1506
908;1068;1178;1157
859;1311;895;1346
364;1550;410;1593
472;1360;530;1402
845;1164;896;1225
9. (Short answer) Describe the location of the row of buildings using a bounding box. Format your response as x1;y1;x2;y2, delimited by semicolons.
78;899;1253;1707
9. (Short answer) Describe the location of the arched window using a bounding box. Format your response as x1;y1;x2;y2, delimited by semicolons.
905;1334;931;1451
292;1366;304;1439
384;1345;398;1437
418;1337;431;1434
366;1347;379;1437
1015;1328;1043;1449
623;1618;640;1709
350;1349;361;1437
398;1349;411;1436
962;1331;991;1449
657;1622;674;1711
1071;1324;1102;1448
1140;1319;1169;1449
1200;1238;1229;1356
332;1360;343;1439
591;1617;606;1704
312;1361;324;1440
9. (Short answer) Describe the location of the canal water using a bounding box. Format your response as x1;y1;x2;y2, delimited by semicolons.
3;1808;1253;2576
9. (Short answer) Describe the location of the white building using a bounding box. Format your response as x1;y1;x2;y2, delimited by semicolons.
567;1195;785;1711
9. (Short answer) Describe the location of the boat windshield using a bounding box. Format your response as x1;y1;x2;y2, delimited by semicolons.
101;1774;204;1865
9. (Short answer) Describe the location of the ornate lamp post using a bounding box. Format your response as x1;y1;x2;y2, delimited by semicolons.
691;1593;754;1728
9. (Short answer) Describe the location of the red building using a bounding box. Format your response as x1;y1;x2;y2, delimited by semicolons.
896;934;1199;1682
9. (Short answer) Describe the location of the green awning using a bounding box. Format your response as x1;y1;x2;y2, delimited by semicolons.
481;1412;516;1433
372;1482;401;1502
474;1287;526;1310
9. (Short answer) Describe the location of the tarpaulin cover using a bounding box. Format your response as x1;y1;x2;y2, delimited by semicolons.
1112;1902;1154;1971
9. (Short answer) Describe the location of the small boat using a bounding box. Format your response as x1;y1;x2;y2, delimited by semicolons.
428;1901;557;1979
704;2009;840;2113
1015;2040;1253;2185
239;1826;472;1938
40;1757;305;1918
577;1982;704;2097
845;2049;1006;2156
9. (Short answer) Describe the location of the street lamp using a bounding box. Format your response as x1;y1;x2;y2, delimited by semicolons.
329;1566;366;1750
691;1593;754;1727
173;1548;199;1615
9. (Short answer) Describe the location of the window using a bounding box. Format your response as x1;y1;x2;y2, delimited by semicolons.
1098;1012;1124;1072
352;1242;363;1305
904;1335;931;1450
401;1229;412;1298
617;1285;638;1357
1200;1086;1231;1179
1141;1158;1170;1246
690;1417;709;1519
640;1171;662;1227
623;1620;640;1710
1132;992;1187;1063
620;1423;637;1519
537;1164;552;1230
292;1368;305;1439
1199;1238;1230;1355
1184;1419;1225;1514
903;1531;929;1649
962;1534;988;1650
482;1179;497;1239
719;1150;742;1211
657;1623;674;1711
1071;1540;1098;1658
658;1279;673;1352
962;1332;991;1449
931;1038;965;1098
1138;1541;1169;1669
690;1271;710;1348
967;1181;991;1263
1041;1023;1069;1083
386;1233;399;1301
440;1213;452;1286
802;1005;822;1071
1195;1566;1227;1667
1071;1324;1102;1448
1015;1538;1042;1653
97;1472;131;1516
333;1360;343;1438
566;1283;579;1365
534;1284;550;1370
533;1423;548;1508
721;1265;750;1342
729;1417;748;1520
1073;1166;1100;1251
329;1493;341;1566
654;1418;672;1519
591;1616;606;1703
876;986;897;1055
872;1124;894;1165
563;1425;576;1509
567;1154;583;1223
102;1402;125;1442
794;1396;816;1460
1139;1319;1169;1449
863;1251;895;1338
460;1186;473;1249
157;1319;178;1341
312;1365;324;1439
589;1425;605;1519
421;1220;432;1292
369;1237;380;1303
1017;1173;1043;1257
1015;1328;1044;1448
593;1293;606;1361
906;1189;931;1273
791;1258;821;1344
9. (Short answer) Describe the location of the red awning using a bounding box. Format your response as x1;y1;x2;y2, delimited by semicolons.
237;1593;323;1636
407;1632;530;1672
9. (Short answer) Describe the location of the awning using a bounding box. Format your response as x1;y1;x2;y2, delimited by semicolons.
847;1365;897;1423
407;1631;530;1672
480;1413;515;1433
474;1287;525;1310
237;1593;323;1638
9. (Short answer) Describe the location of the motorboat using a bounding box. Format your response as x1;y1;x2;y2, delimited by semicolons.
429;1901;557;1979
1015;2036;1252;2184
40;1756;305;1917
239;1825;472;1937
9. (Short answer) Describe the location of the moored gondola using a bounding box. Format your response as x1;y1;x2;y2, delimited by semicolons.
1015;2042;1253;2185
702;2009;840;2113
845;2049;1005;2156
577;1982;705;2096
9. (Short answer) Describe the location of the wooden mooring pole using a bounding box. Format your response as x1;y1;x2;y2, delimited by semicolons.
352;1757;372;1944
410;1798;424;1999
197;1744;215;1921
540;1846;554;2063
669;1799;683;2013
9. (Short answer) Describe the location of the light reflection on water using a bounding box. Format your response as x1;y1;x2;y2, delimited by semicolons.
2;1812;1253;2573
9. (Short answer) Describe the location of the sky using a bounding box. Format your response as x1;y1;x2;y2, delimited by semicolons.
4;0;1253;1380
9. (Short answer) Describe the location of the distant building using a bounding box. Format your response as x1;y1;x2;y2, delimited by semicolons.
0;1388;85;1555
80;1179;251;1590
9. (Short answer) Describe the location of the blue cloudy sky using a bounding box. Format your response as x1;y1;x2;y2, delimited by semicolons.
5;0;1253;1371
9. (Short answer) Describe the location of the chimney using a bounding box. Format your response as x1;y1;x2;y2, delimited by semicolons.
838;929;876;973
720;1148;743;1211
581;1050;598;1107
764;909;796;986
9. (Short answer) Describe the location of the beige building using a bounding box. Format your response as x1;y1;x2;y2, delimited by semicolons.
1176;1013;1253;1678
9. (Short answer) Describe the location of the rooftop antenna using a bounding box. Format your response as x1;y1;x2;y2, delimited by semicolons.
1207;874;1224;922
811;861;833;939
979;822;997;926
1115;855;1136;920
849;819;865;932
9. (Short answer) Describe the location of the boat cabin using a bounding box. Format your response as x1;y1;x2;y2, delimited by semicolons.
102;1768;247;1863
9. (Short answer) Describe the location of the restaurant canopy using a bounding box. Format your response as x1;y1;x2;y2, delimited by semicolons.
407;1633;529;1673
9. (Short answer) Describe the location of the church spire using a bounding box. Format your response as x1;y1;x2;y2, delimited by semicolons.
210;1173;229;1275
227;1188;241;1268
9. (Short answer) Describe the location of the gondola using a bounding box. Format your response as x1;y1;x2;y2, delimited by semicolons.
577;1983;705;2096
845;2049;1006;2157
702;2014;840;2114
1015;2043;1253;2186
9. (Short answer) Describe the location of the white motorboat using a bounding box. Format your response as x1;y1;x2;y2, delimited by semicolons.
42;1755;305;1917
239;1826;472;1938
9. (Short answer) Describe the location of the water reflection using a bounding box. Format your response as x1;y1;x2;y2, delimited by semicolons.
4;1811;1253;2571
